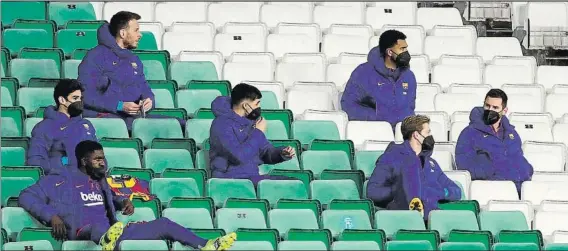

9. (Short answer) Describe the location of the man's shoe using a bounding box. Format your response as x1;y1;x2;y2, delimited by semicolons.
201;232;237;250
100;222;125;251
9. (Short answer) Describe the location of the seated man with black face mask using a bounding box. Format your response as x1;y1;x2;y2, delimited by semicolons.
209;83;296;186
456;89;533;194
27;79;98;175
367;115;461;219
341;29;417;128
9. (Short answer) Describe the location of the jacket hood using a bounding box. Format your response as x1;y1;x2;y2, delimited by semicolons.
367;46;406;81
97;23;134;59
469;106;514;134
385;140;433;158
44;105;83;123
211;96;254;126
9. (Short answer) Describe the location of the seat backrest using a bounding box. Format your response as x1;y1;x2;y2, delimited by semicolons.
537;66;568;91
439;55;484;69
486;200;534;228
502;84;545;113
292;120;340;145
154;2;208;27
431;64;483;89
347;121;394;147
545;93;568;119
375;210;426;238
479;211;529;236
322;209;372;237
216;207;267;233
522;181;568;206
162;31;214;56
17;87;55;114
260;3;313;28
434;93;479;116
301;110;348;139
424;36;474;63
313;3;365;30
207;2;262;28
415;83;441;111
207;178;256;207
103;2;155;21
534;211;568;236
409;54;430;83
416;7;463;32
476;37;523;62
132;118;184;147
286;90;333;117
447;84;491;101
10;59;59;86
86;118;129;138
3;240;54;251
162;208;213;229
332;240;381;251
103;147;141;168
470;180;519;206
492;56;537;84
222;62;273;88
366;3;417;29
144;149;194;173
428;210;479;239
323;34;371;58
444;170;472;199
509;121;553;143
177;51;223;79
523;141;565;172
268;209;318;237
432;25;477;49
310;179;360;205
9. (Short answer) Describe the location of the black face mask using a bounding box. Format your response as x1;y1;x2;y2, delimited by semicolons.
244;104;261;121
483;109;501;125
67;101;84;118
391;51;411;68
420;134;435;152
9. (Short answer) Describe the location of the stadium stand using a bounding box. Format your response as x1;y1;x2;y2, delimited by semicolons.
3;1;568;251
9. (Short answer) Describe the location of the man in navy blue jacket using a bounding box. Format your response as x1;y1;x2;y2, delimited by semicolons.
367;115;461;219
341;29;417;128
27;79;98;175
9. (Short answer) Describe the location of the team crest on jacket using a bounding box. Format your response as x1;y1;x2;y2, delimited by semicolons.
131;62;138;69
402;82;409;89
509;133;514;140
83;124;89;130
429;160;435;168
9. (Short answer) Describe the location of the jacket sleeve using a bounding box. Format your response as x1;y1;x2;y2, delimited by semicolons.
27;125;52;174
455;127;496;180
214;126;272;165
260;143;289;165
407;72;417;112
340;70;377;121
137;58;156;109
401;162;422;205
78;54;123;113
366;155;394;207
18;178;58;224
434;161;462;201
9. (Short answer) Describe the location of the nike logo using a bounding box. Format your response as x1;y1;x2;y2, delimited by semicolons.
60;126;67;130
55;181;64;187
76;185;84;188
483;134;489;138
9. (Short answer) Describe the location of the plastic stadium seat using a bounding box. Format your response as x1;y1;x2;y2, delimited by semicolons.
223;22;268;38
1;166;43;182
19;48;64;74
509;121;553;142
215;208;266;233
257;180;308;207
546;93;568;119
416;8;463;32
537;66;568;91
434;93;479;116
207;2;261;28
450;122;468;142
485;64;534;88
439;55;484;69
366;3;417;29
260;3;313;28
346;121;394;148
61;241;101;251
10;59;59;86
535;211;568;239
470;180;519;206
532;172;568;183
1;1;46;25
354;151;382;178
522;181;568;206
377;25;425;56
301;150;351;177
1;147;25;167
223;62;273;88
375;211;425;239
152;89;174;109
311;180;359;205
539;201;568;213
323;33;371;59
229;52;275;73
1;112;23;137
133;50;170;73
429;210;479;240
103;147;141;168
322;210;372;238
292;121;340;145
386;240;433;251
143;149;193;173
56;29;97;55
62;59;80;79
119;240;168;251
479;211;529;237
1;177;35;206
185;119;212;146
175;90;219;117
432;25;477;49
49;2;96;26
268;209;318;238
3;240;54;251
150;177;201;204
207;178;256;207
177;51;224;79
476;37;523;62
301;110;348;139
2;207;43;241
547;243;568;251
431;65;483;89
3;29;52;55
439;242;486;251
139;22;163;50
509;112;554;129
64;20;105;30
326;63;359;91
424;36;474;63
141;60;166;81
523;142;565;172
493;243;539;251
331;240;381;251
156;3;207;27
276;63;325;90
553;123;568;148
1;86;13;106
415;83;440;111
267;33;319;59
214;33;266;58
279;241;327;251
85;118;128;139
502;84;544;113
492;56;537;82
313;3;365;30
169;61;218;86
17;88;54;115
103;2;155;22
162;208;213;229
132;118;184;147
162;31;214;56
448;83;490;104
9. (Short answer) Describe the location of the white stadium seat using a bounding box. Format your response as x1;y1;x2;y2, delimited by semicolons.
301;110;348;140
415;83;441;112
347;121;394;147
292;82;339;110
447;84;491;101
438;55;484;70
552;231;568;243
276;62;326;89
170;21;215;34
283;53;327;68
330;24;373;37
470;180;519;207
523;141;566;173
432;150;454;171
338;53;367;65
532;172;568;183
431;65;483;89
365;2;417;29
207;2;262;28
415;111;449;140
222;62;273;88
491;56;537;84
286;89;333;117
476;37;523;62
553;123;568;147
103;2;155;22
229;52;276;74
267;34;319;59
260;2;314;28
162;32;214;56
445;170;472;199
424;36;475;63
177;51;224;79
537;66;568;91
525;181;568;207
276;23;322;44
431;25;477;49
154;2;208;27
362;140;393;151
243;81;285;109
323;34;371;59
214;33;266;57
450;121;468;142
502;84;545;114
540;201;568;213
509;113;554;129
483;65;534;88
509;121;553;143
451;111;471;123
434;93;479;116
409;54;430;83
378;25;425;55
534;211;568;241
416;7;464;33
326;63;359;91
313;2;365;30
545;93;568;120
222;22;268;38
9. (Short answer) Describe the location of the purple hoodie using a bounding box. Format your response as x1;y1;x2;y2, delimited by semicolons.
340;47;417;127
208;96;290;178
27;106;97;175
78;23;155;117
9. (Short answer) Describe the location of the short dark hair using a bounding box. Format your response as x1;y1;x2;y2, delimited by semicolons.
378;29;407;56
230;83;263;106
484;89;508;108
401;115;430;141
109;11;141;37
75;140;103;165
53;79;84;107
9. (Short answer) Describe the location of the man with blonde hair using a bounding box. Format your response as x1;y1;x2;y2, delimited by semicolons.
366;115;461;219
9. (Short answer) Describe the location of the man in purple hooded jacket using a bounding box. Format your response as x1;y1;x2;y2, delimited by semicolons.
209;83;296;185
27;79;98;175
367;115;461;219
20;140;237;251
341;29;417;128
78;11;184;130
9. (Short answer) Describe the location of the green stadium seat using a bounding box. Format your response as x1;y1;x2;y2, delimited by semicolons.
322;210;372;238
286;229;332;249
279;241;327;250
11;60;59;86
447;230;492;250
56;29;97;56
116;207;156;224
169;61;218;86
61;241;101;251
207;178;256;207
2;207;43;241
153;89;175;108
133;50;171;74
386;240;433;251
268;209;318;238
438;200;480;217
20;48;64;73
429;210;479;241
148;108;188;121
332;240;382;251
2;48;10;75
187;80;231;97
1;112;22;137
355;151;382;178
149;80;177;102
224;198;270;221
292;120;340;145
151;137;197;161
150;178;201;206
302;150;351;177
162;208;213;229
62;60;81;79
132;118;184;147
439;242;486;251
310;139;356;165
328;200;374;223
2;78;19;105
109;167;153;182
48;2;96;27
1;2;47;25
144;149;193;173
268;169;313;192
71;49;88;60
86;118;129;138
257;180;308;207
375;211;426;239
18;228;61;250
27;78;62;88
65;20;105;30
131;197;162;218
310;180;359;205
259;156;301;175
320;170;365;198
185;119;213;147
33;107;46;118
394;230;441;250
103;147;141;168
1;147;26;167
194;108;215;119
546;243;568;251
227;241;274;251
100;137;143;156
496;230;543;247
276;199;322;222
12;19;56;41
265;119;289;140
142;60;167;81
119;240;168;251
168;197;215;218
1;166;43;182
3;240;53;251
1;228;6;249
492;243;539;251
1;177;34;206
235;228;279;250
138;31;158;50
215;208;266;233
479;211;529;237
260;91;280;109
339;229;386;249
195;149;210;171
3;30;52;56
161;169;206;197
1;137;30;152
176;89;221;117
